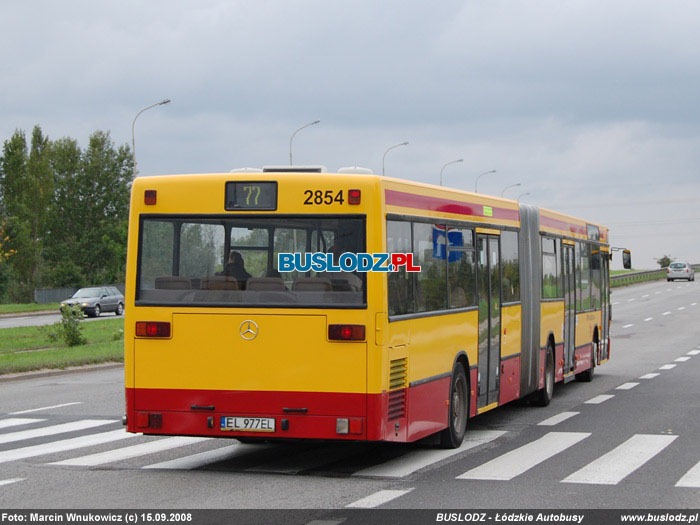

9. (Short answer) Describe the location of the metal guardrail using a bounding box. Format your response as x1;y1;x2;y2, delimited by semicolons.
611;264;699;288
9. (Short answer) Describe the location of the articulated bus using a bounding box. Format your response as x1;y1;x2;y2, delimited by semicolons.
124;167;627;448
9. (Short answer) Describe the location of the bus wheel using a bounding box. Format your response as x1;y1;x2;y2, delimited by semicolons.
536;346;554;406
576;341;596;382
439;364;468;449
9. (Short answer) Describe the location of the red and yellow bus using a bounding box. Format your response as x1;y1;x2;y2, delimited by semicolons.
124;167;624;448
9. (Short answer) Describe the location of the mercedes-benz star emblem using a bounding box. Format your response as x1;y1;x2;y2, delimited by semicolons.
239;320;258;341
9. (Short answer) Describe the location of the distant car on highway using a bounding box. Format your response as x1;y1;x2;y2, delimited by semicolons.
667;262;695;282
60;286;124;317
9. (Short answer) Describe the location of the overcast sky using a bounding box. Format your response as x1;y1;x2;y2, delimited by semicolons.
2;1;699;269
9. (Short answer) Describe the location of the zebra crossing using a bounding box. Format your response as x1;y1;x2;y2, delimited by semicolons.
0;415;699;490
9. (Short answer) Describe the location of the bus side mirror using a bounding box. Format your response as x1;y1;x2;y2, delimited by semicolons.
622;249;632;270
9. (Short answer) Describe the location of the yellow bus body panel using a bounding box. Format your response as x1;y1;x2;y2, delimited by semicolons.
132;312;367;393
386;310;479;388
576;310;602;347
541;301;564;346
501;304;522;358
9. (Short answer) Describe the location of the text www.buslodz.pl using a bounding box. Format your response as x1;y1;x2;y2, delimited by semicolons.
277;253;421;273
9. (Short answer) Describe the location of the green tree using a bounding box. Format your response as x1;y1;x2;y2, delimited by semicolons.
1;126;133;300
656;255;672;268
0;127;53;301
44;131;133;286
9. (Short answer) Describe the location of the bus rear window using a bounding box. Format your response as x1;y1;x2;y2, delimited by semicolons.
136;215;366;308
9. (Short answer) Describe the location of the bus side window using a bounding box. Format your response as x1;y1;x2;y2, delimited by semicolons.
447;228;476;309
387;220;413;315
413;222;446;312
501;230;520;303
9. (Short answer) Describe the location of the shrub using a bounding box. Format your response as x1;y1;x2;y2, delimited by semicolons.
47;304;88;347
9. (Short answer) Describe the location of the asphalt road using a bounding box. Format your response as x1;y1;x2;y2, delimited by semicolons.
0;279;698;515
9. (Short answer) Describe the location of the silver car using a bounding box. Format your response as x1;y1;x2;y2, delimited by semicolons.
60;286;125;317
667;262;695;282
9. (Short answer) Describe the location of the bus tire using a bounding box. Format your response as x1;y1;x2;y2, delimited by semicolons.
536;346;554;406
439;364;468;449
576;341;596;382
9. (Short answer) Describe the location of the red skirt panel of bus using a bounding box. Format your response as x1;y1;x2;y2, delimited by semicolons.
574;343;593;374
555;342;565;382
499;355;521;405
126;385;452;442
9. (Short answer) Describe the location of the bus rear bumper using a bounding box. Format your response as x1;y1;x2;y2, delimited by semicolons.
126;387;369;440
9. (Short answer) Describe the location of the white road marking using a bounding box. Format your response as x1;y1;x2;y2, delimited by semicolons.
616;383;639;390
691;303;697;306
0;429;137;464
585;395;614;404
0;419;116;445
662;312;671;316
676;459;700;487
655;292;661;294
642;295;649;298
667;288;672;291
538;412;579;427
639;373;660;379
562;434;677;485
678;307;686;311
612;302;620;305
354;430;507;478
0;478;24;487
0;418;45;430
50;436;210;466
644;318;653;322
687;350;700;356
675;357;691;362
346;489;414;508
623;324;634;328
143;444;254;470
456;432;590;481
659;364;677;370
627;298;635;302
10;402;82;415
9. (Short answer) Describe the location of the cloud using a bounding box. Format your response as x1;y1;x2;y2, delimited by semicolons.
1;0;699;268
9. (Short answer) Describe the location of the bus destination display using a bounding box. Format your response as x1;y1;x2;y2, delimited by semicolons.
225;181;277;210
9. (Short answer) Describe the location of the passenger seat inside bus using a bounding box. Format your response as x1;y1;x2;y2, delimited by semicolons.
201;276;239;290
450;287;467;308
246;277;286;291
292;278;332;291
154;276;192;289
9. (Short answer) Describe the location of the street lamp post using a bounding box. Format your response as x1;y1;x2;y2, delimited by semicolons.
439;159;463;186
474;169;497;193
289;120;320;165
517;191;531;203
131;98;171;177
382;141;409;176
501;182;522;197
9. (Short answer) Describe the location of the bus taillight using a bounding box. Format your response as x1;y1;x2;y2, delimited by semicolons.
135;321;171;338
144;190;157;205
348;189;361;205
328;324;365;341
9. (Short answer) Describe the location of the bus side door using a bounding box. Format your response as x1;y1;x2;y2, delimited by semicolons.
477;233;501;409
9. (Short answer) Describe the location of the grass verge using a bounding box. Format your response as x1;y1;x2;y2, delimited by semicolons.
0;303;59;314
0;318;123;375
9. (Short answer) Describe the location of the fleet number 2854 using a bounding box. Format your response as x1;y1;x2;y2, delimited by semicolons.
303;189;345;205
